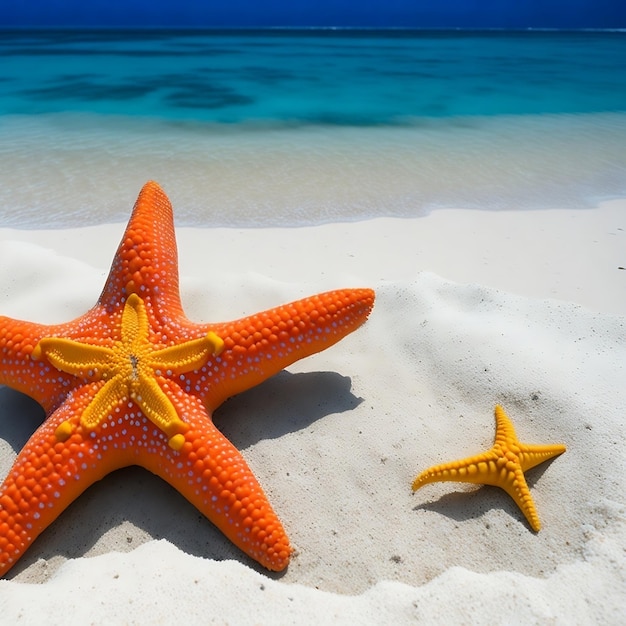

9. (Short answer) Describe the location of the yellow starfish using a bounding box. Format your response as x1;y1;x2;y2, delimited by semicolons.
412;405;566;531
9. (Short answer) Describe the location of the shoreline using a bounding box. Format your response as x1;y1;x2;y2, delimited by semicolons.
2;199;624;317
2;111;626;229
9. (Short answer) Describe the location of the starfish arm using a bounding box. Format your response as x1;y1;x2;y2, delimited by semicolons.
80;376;129;430
0;317;46;391
0;317;78;412
499;466;543;531
133;374;187;439
120;292;145;344
412;450;502;491
494;404;520;444
517;442;567;473
203;288;375;411
0;392;129;577
149;332;224;374
137;395;291;571
98;181;184;314
32;337;113;377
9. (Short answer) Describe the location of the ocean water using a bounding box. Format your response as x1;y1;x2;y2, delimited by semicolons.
0;29;625;228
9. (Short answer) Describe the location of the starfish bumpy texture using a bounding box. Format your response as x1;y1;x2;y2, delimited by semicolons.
0;181;375;575
412;405;566;531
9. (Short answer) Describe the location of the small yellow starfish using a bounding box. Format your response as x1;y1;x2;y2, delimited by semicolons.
412;405;566;531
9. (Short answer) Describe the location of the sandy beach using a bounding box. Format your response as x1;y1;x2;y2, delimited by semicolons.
0;196;624;623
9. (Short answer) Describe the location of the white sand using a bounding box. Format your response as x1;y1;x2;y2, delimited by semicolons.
0;201;624;624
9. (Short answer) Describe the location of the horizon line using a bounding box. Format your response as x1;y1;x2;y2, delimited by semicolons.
1;25;625;33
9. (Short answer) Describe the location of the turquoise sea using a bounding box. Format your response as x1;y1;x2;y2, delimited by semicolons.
0;29;625;227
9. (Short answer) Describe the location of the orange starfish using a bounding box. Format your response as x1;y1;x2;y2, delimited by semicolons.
0;181;374;576
412;405;566;531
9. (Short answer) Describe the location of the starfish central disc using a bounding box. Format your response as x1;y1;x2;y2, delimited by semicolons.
32;293;224;448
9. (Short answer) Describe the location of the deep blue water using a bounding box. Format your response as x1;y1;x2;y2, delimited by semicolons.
2;1;626;30
1;30;625;124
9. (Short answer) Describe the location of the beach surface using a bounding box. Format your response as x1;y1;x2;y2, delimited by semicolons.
0;198;624;624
